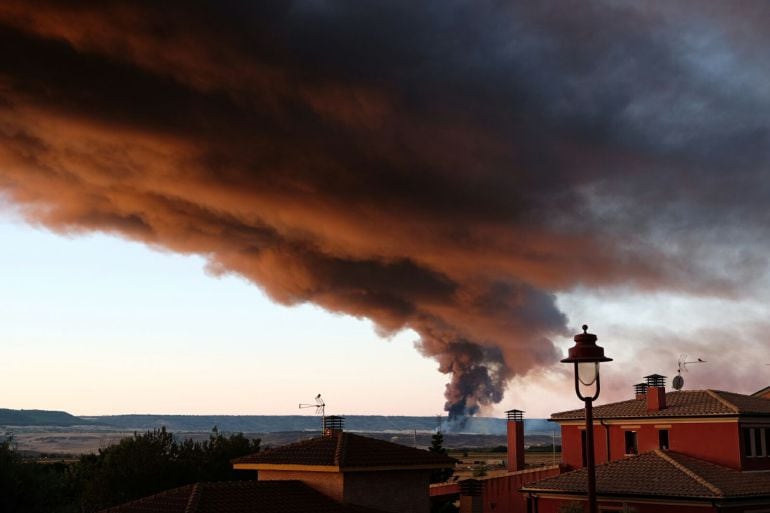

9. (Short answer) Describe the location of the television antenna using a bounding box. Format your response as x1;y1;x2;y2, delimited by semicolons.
672;354;706;390
299;393;325;416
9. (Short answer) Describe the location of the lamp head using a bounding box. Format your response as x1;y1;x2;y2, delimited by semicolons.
561;325;613;364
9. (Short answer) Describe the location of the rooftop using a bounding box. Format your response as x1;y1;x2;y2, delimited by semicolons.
98;480;387;513
522;450;770;499
551;389;770;421
232;431;457;470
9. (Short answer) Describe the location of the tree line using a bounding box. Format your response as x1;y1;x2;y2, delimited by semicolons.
0;427;260;513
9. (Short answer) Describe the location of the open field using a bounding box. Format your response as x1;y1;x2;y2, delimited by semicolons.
448;450;561;479
6;427;558;459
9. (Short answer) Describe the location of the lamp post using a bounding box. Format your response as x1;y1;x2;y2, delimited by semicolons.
561;325;612;513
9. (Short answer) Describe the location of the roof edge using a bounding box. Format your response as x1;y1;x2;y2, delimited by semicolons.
654;450;724;497
233;462;453;472
233;463;341;472
705;390;740;414
520;487;720;502
553;415;740;425
183;482;200;513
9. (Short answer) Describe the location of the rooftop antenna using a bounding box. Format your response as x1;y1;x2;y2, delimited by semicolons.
672;354;707;391
299;394;326;431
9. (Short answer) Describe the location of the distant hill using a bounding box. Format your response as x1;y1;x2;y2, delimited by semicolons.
0;408;99;427
87;414;556;435
0;409;557;435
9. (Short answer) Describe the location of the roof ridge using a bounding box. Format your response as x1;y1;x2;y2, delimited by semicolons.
184;482;201;513
706;390;739;413
654;450;723;497
234;434;321;461
334;431;346;466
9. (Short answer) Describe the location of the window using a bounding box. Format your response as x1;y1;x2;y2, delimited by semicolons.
745;428;754;457
624;431;638;455
743;427;769;457
658;429;669;450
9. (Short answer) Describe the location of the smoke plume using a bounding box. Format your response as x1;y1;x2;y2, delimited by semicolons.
1;1;769;419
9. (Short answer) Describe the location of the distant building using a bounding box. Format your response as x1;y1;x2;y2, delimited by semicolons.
99;416;456;513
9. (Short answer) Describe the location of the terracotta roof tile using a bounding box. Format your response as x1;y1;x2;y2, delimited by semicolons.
232;431;456;469
664;451;770;497
711;390;770;416
522;450;770;499
551;389;770;421
98;480;388;513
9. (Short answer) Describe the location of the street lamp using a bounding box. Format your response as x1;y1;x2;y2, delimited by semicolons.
561;325;612;513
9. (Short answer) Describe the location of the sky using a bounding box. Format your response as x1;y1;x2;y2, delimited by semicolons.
1;1;770;419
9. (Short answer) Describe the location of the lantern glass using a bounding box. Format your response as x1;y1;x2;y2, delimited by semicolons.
578;361;599;386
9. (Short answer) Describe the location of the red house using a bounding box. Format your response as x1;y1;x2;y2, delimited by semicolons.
521;375;770;512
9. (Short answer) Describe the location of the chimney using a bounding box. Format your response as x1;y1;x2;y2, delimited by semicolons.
459;479;482;513
633;383;648;401
323;415;344;436
644;374;666;411
506;409;525;472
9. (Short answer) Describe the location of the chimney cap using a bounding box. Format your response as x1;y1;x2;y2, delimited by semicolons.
505;409;525;421
322;415;345;436
644;374;667;388
459;479;482;496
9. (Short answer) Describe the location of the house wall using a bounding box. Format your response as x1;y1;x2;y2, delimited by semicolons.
670;422;741;469
344;469;430;513
474;466;562;513
258;469;344;501
561;420;742;469
561;424;606;468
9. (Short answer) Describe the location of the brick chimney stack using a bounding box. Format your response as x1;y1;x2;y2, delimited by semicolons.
644;374;667;411
506;409;525;472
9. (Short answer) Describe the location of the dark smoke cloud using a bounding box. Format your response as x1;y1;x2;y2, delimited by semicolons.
0;1;769;418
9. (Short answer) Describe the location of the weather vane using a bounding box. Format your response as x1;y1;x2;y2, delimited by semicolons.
672;354;706;390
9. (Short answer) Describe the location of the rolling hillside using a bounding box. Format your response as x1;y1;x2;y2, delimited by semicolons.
0;408;98;427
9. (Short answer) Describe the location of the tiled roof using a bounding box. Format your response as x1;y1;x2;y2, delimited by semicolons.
232;431;456;469
522;450;770;499
551;389;770;421
98;480;387;513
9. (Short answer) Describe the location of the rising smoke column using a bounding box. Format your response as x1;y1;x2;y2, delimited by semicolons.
0;1;769;419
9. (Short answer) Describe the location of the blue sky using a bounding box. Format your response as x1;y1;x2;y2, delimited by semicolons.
0;213;453;416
